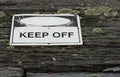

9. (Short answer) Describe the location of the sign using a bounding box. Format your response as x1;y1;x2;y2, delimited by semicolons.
10;14;83;45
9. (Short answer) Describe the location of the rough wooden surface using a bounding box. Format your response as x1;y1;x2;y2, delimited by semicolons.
27;73;120;77
0;67;24;77
0;0;120;73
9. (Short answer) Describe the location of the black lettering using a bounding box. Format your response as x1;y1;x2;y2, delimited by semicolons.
28;32;34;38
35;32;41;38
62;32;67;38
42;32;49;38
20;32;27;38
53;32;60;38
68;32;74;38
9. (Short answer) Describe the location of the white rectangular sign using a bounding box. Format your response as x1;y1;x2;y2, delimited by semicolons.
10;14;83;45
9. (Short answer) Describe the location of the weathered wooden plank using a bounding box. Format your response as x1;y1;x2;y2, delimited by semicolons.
0;46;120;72
0;67;24;77
27;73;120;77
0;0;120;10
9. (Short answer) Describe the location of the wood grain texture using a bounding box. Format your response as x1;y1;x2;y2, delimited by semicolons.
27;73;120;77
0;0;120;73
0;67;24;77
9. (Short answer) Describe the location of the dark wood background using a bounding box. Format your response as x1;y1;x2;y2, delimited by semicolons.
0;0;120;73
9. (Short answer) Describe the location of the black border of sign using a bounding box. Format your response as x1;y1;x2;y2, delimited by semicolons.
10;14;83;46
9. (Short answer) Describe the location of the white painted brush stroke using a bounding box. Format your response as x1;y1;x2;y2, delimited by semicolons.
20;17;71;26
